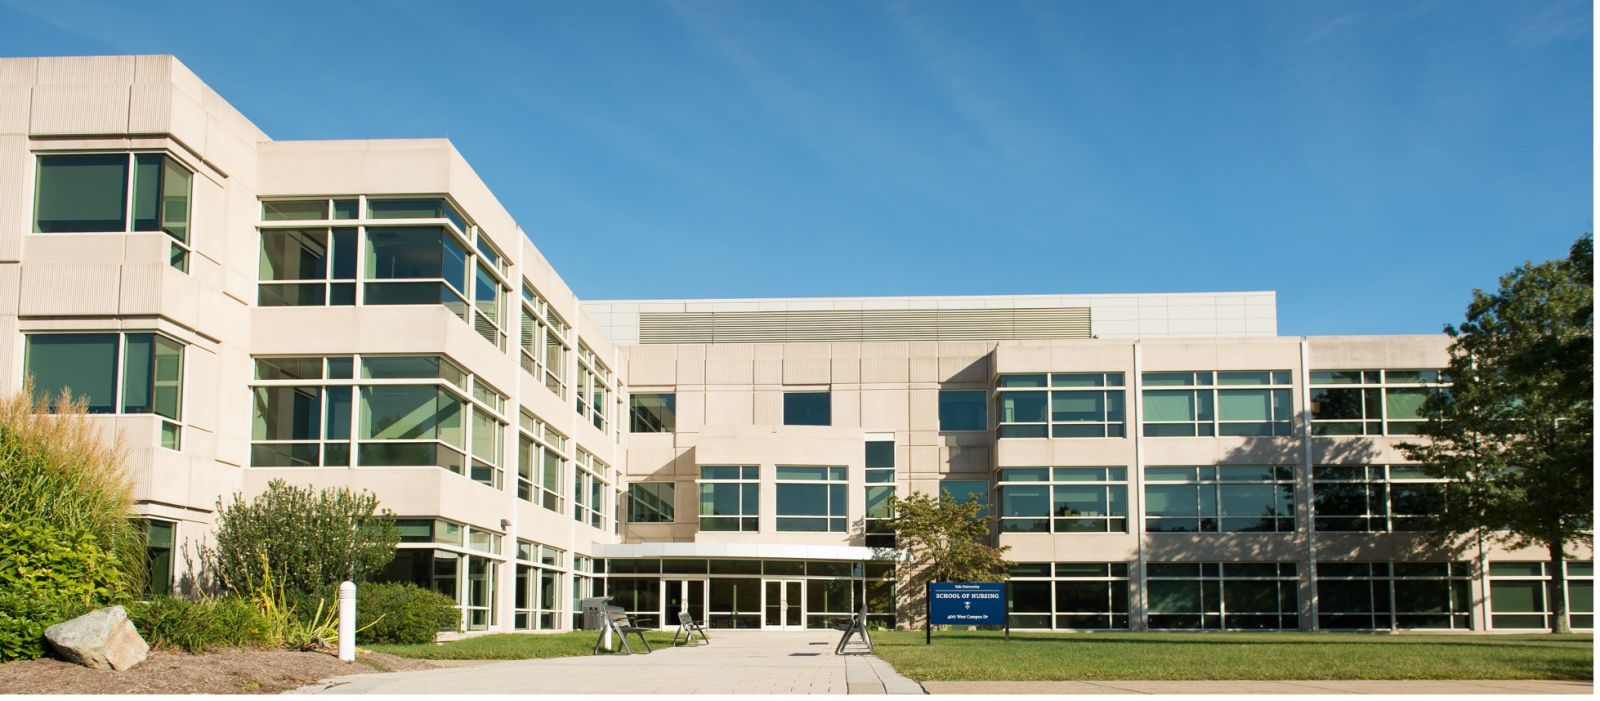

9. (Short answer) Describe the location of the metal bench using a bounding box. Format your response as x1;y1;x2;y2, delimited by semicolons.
593;607;653;655
671;610;710;647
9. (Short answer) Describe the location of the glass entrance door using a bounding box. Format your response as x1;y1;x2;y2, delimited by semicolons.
663;578;707;628
763;580;804;629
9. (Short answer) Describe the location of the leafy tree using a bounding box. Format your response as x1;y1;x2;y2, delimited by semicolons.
1400;234;1593;633
202;479;400;598
886;490;1012;621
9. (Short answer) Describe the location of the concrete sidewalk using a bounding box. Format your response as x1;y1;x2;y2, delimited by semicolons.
920;680;1593;695
295;629;924;695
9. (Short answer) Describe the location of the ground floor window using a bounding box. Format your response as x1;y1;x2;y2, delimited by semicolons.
1488;561;1594;630
597;558;895;629
1146;562;1299;630
380;546;499;632
1006;563;1130;629
141;518;175;596
1315;562;1472;630
514;541;563;630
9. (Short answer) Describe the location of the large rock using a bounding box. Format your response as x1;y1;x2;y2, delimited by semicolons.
44;605;149;671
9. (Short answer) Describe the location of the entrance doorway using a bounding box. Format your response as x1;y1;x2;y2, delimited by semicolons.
663;578;707;628
763;580;804;629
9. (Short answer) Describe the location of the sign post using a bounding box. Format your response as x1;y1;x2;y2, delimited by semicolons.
926;582;1008;645
924;583;931;645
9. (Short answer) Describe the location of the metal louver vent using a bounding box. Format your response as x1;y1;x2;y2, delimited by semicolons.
637;307;1090;344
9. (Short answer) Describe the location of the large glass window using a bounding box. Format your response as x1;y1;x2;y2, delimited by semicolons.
938;390;987;431
628;482;675;523
1316;562;1472;630
776;466;847;532
25;332;184;447
142;519;174;596
1008;563;1130;630
1144;465;1295;533
699;466;758;532
573;449;610;530
519;282;570;398
383;518;502;631
576;343;612;432
1143;371;1293;437
363;227;470;321
998;373;1126;438
1309;370;1449;436
1488;561;1594;630
864;436;896;547
940;479;990;518
630;393;676;433
36;153;192;271
258;228;357;306
516;411;567;513
514;541;564;630
998;467;1128;533
783;391;831;426
1146;562;1299;630
1311;465;1447;532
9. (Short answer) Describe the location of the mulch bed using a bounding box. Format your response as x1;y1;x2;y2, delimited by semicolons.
0;648;440;694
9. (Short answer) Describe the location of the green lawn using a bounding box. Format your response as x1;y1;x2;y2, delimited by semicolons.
368;630;681;660
871;630;1594;681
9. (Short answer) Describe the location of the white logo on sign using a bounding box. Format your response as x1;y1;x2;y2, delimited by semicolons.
964;601;971;610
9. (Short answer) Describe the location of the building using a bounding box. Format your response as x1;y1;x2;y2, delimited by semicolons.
0;55;1589;634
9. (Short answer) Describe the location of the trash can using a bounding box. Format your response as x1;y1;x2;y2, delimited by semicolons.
580;597;611;630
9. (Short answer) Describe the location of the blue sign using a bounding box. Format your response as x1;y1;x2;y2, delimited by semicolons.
928;582;1007;625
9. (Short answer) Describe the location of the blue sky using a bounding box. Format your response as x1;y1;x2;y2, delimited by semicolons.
1;0;1590;336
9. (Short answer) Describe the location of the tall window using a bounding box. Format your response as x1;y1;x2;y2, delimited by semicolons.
1311;465;1447;532
387;518;502;631
1309;370;1448;435
519;282;569;398
938;390;987;431
1007;563;1131;630
699;466;758;532
997;468;1128;533
997;373;1126;438
776;466;847;532
1316;562;1472;630
576;343;611;432
573;449;609;530
25;332;184;449
629;393;676;433
1146;562;1300;630
514;540;563;630
783;391;831;426
1488;561;1594;630
516;411;566;513
142;519;175;596
864;436;896;547
627;482;675;523
1144;465;1295;533
35;152;192;271
1142;371;1293;437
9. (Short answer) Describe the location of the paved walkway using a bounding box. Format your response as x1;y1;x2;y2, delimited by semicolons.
295;630;924;695
920;680;1594;695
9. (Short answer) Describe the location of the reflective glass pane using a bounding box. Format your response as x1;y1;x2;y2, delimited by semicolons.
35;155;127;233
26;334;118;413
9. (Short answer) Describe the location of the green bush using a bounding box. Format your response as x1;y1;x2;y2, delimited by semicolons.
0;519;126;661
203;480;400;598
126;595;273;653
300;581;459;645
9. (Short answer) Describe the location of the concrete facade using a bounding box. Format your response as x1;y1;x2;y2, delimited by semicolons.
0;55;1589;637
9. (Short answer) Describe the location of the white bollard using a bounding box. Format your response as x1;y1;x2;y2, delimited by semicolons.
338;581;356;662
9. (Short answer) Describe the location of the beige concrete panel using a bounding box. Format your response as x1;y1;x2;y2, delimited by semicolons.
752;343;782;385
994;342;1052;373
626;345;676;386
1144;533;1303;561
675;344;707;385
705;344;754;385
907;445;938;474
905;430;939;447
996;439;1051;466
1142;436;1302;467
117;261;164;316
704;389;753;425
134;56;202;102
1053;536;1139;562
0;136;26;262
625;444;679;479
37;56;134;85
0;57;38;85
131;83;207;155
1047;340;1136;371
19;262;119;315
1307;335;1449;371
752;389;781;425
937;341;992;383
187;176;226;272
859;389;908;431
693;425;862;468
829;342;860;383
30;85;129;135
781;342;830;384
1308;436;1406;465
907;341;938;383
908;388;938;431
860;355;909;383
26;231;128;265
201;114;256;183
831;389;860;428
673;389;705;433
0;86;28;134
1050;439;1136;466
519;375;569;427
181;345;219;434
362;142;453;194
943;444;989;473
0;314;17;388
1313;532;1477;562
997;533;1057;562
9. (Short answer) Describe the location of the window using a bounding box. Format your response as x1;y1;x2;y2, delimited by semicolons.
471;261;508;350
997;373;1126;438
998;468;1128;533
938;390;987;431
699;466;758;532
514;541;563;630
367;197;467;232
142;519;175;596
1143;371;1293;437
364;227;470;320
630;393;676;433
385;518;502;631
1311;465;1447;532
35;153;192;271
1488;561;1594;630
783;391;831;426
939;480;990;518
776;466;847;532
1309;370;1448;436
258;228;357;306
1316;562;1472;630
573;449;609;529
628;482;675;523
25;332;184;447
1146;562;1299;630
576;343;611;432
864;436;896;547
519;282;570;398
262;197;359;221
1144;465;1295;533
1007;563;1131;630
516;411;566;513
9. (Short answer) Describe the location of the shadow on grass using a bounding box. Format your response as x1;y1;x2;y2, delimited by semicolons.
883;632;1594;652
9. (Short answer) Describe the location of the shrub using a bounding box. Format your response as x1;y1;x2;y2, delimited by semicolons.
343;582;459;644
127;595;273;653
202;479;400;598
0;519;126;661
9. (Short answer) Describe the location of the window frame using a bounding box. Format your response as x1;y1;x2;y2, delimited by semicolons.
1141;370;1294;438
775;465;848;533
997;467;1129;534
1308;369;1449;436
698;465;759;532
996;373;1127;439
24;331;185;450
34;151;194;272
